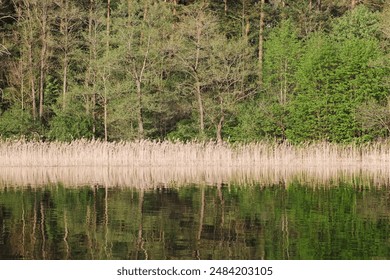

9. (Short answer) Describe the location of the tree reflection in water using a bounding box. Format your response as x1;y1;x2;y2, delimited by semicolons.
1;181;390;260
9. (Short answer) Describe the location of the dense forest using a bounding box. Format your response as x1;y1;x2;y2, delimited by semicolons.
0;0;389;143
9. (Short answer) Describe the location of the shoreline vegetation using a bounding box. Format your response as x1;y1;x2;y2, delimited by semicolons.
1;140;390;188
1;2;390;145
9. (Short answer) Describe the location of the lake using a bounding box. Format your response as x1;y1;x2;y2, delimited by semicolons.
1;176;390;260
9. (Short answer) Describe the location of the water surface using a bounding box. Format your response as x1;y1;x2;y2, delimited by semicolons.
1;182;389;260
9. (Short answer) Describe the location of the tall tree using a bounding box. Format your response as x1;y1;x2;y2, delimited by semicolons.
174;2;219;139
111;0;177;140
56;0;82;110
36;0;53;121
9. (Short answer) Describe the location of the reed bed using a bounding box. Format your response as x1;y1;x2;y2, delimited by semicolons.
1;139;390;168
1;140;390;188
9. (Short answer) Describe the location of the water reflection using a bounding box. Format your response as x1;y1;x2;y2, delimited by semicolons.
1;183;390;260
1;166;390;188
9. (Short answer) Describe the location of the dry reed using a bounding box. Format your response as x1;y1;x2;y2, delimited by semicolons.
1;140;390;188
0;166;388;189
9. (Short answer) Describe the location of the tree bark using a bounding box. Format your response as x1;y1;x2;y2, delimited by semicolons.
258;0;265;86
24;1;37;120
195;18;205;136
195;79;205;136
39;1;49;120
136;80;144;139
104;0;110;141
216;115;224;143
60;0;69;110
86;0;97;138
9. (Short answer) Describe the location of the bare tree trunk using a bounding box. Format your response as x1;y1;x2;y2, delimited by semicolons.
133;33;151;140
86;0;97;138
136;80;144;139
28;42;36;119
195;80;205;135
60;0;69;110
39;1;49;120
103;0;111;141
258;0;265;86
217;96;224;143
106;0;110;51
216;116;224;143
62;54;68;109
195;21;205;136
103;76;108;141
24;1;37;120
242;0;250;40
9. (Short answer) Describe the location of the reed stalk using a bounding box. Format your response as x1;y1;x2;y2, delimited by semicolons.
0;140;390;188
1;139;390;168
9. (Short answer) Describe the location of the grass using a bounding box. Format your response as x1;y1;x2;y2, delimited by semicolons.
1;140;390;188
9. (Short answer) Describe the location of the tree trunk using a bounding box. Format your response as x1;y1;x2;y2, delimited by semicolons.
86;0;97;138
136;80;144;139
216;115;224;143
25;1;37;120
28;42;36;120
103;78;108;141
62;53;68;110
217;95;224;143
106;0;110;51
258;0;265;86
61;0;69;110
195;79;205;136
39;1;49;120
103;0;111;141
195;19;205;137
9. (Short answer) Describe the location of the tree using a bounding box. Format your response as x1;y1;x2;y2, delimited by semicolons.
287;25;387;143
173;2;218;139
108;0;179;140
55;0;83;110
209;36;256;142
259;19;301;140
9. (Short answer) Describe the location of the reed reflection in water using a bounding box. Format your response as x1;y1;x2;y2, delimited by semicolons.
0;165;390;189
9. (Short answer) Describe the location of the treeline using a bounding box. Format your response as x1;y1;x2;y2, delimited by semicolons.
0;0;389;143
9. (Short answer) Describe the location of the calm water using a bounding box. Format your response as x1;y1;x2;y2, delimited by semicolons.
1;183;390;260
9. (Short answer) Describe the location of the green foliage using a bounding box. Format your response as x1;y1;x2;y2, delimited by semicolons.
167;119;202;141
332;5;380;41
0;0;389;143
263;19;301;104
48;111;93;141
287;26;388;143
0;107;39;139
227;101;286;142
